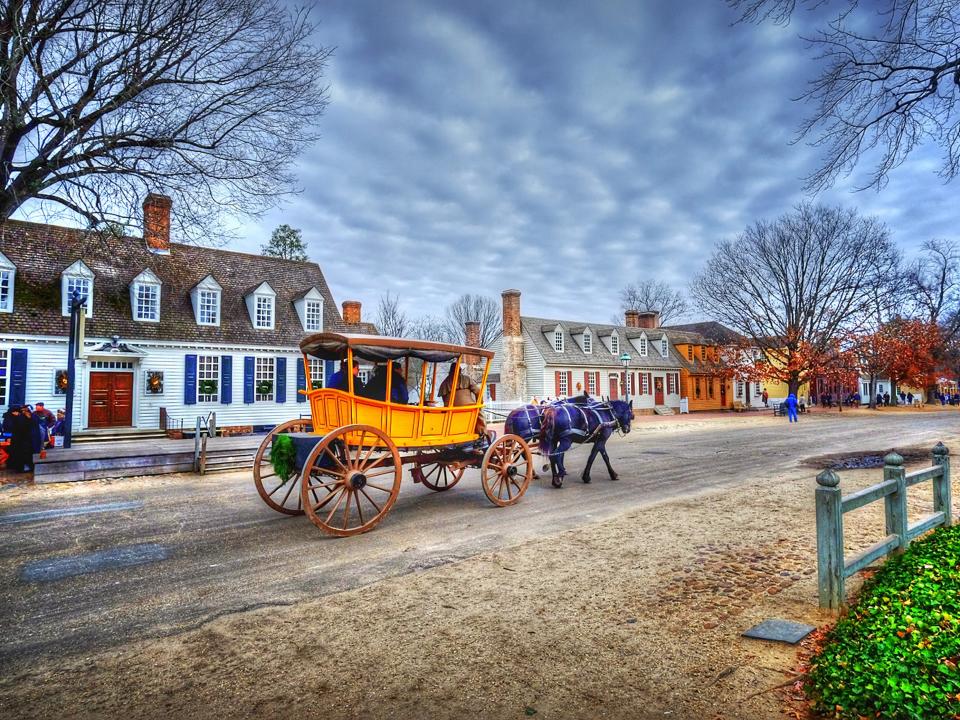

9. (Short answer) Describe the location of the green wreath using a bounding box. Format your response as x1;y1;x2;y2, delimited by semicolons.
269;434;297;482
198;379;218;396
256;379;274;396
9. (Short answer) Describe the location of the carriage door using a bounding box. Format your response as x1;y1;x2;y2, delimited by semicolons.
654;377;665;405
608;374;619;400
88;371;134;427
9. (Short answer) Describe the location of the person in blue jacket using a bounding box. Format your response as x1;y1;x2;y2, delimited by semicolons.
785;393;799;423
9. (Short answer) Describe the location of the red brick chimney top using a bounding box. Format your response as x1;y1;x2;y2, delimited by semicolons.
637;311;660;329
342;300;361;326
624;310;640;328
502;289;521;338
143;193;172;254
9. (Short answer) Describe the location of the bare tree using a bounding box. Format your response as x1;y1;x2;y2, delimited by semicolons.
615;280;689;325
906;238;960;395
691;203;900;395
443;294;502;348
729;0;960;191
408;315;451;343
375;292;409;338
0;0;332;243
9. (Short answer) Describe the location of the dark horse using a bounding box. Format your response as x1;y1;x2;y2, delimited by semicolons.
539;399;632;488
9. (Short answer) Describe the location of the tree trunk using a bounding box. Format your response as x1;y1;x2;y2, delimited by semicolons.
788;377;800;397
868;376;877;409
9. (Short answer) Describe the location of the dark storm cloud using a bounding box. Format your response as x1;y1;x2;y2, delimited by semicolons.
237;0;958;324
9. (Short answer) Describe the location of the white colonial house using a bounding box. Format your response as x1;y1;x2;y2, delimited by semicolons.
0;195;375;436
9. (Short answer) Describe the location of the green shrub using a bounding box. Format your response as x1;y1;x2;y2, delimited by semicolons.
270;433;298;483
807;524;960;719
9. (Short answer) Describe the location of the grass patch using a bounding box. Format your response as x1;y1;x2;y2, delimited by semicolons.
807;524;960;719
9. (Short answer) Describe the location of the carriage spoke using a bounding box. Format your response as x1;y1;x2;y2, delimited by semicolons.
363;453;389;473
365;481;395;493
355;491;365;525
353;431;368;466
324;489;347;525
312;486;344;512
359;488;382;514
323;446;349;473
359;440;380;470
364;466;398;479
266;479;290;497
342;491;353;529
279;477;300;508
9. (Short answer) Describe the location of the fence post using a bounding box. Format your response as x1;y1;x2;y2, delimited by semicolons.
193;416;202;472
816;468;845;610
932;442;952;527
883;452;908;553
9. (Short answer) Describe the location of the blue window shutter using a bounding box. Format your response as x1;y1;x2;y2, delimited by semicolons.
9;348;27;406
296;358;306;403
184;354;197;405
244;357;255;404
221;356;233;404
276;357;287;403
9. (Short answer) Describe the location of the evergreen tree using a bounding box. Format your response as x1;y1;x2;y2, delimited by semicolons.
262;224;308;260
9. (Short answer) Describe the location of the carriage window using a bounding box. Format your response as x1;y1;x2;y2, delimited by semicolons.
197;355;220;403
558;373;568;396
309;358;324;389
255;357;275;401
554;330;564;352
638;337;647;356
582;332;592;354
610;333;619;355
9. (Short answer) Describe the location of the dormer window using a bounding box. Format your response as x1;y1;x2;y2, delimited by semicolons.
638;335;648;357
294;287;324;332
610;332;619;355
130;269;161;323
554;328;564;352
192;275;222;326
661;337;669;357
0;251;15;313
246;281;276;330
700;345;706;361
582;330;592;354
61;260;94;317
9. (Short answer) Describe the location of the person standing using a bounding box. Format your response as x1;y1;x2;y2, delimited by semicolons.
785;393;799;423
6;406;32;473
761;388;769;407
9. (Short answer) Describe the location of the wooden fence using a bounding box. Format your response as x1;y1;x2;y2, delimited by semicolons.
815;443;952;610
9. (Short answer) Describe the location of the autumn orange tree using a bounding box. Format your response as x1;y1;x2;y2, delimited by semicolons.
885;319;940;399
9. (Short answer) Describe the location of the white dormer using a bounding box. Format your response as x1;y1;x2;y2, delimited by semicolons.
582;328;592;354
552;325;564;353
61;260;94;317
191;275;222;327
659;335;669;358
246;281;276;330
610;331;619;355
130;268;162;323
636;332;648;357
0;250;15;313
295;287;324;332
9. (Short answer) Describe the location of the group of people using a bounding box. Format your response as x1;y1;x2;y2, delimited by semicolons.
326;360;481;408
2;402;66;473
936;392;959;406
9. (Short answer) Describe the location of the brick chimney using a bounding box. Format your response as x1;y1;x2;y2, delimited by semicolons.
342;300;361;326
500;289;526;402
624;310;640;328
464;321;481;366
143;193;172;254
637;310;660;329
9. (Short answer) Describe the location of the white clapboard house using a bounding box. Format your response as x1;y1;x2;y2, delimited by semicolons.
0;194;375;436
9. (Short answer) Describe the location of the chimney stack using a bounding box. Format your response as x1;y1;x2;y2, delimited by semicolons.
143;193;172;254
624;310;640;328
637;311;660;329
342;300;361;326
464;321;481;366
499;289;526;401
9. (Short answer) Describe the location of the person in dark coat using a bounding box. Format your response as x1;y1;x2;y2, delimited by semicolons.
327;361;364;394
361;364;404;403
5;406;32;473
21;406;43;469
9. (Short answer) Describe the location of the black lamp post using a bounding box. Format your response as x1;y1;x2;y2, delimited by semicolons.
63;289;87;449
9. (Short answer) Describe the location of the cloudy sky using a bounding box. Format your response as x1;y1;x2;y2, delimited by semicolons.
236;0;957;325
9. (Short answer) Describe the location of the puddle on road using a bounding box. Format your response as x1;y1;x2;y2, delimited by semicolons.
802;445;932;470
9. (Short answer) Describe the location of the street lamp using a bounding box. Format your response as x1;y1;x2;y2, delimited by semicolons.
619;352;631;405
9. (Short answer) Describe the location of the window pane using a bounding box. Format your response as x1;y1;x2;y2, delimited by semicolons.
255;296;274;328
197;355;220;402
305;300;322;331
0;349;7;405
199;290;219;324
309;358;324;389
255;357;275;401
136;283;159;321
0;270;10;311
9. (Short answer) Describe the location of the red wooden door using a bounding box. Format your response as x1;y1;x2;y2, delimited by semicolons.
654;376;665;405
609;375;619;400
88;372;134;427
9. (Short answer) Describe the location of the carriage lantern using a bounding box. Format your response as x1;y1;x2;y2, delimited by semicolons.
619;352;631;403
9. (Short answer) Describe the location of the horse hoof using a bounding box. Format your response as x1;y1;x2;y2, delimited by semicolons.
610;475;619;481
551;477;563;488
582;476;591;484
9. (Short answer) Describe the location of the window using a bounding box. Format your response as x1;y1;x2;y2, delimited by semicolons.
197;356;220;402
255;295;274;329
667;373;674;394
0;349;6;405
661;338;668;357
610;333;619;355
708;378;715;399
198;290;219;325
554;329;564;352
309;358;324;389
305;300;323;331
700;346;706;361
558;372;568;396
755;382;762;395
89;360;134;370
0;269;12;312
638;337;647;356
641;374;650;394
255;357;275;401
695;377;701;399
587;373;596;394
736;381;744;398
582;331;592;354
686;345;693;360
135;282;159;321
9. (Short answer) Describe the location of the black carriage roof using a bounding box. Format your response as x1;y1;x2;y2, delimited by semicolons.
299;333;494;363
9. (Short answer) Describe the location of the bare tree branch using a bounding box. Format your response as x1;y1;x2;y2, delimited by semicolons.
615;279;690;325
443;294;502;348
375;292;409;338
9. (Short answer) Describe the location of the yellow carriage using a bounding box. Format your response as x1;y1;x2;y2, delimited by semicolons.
253;333;534;536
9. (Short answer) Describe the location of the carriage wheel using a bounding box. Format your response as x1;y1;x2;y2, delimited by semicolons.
253;418;313;515
480;434;532;507
300;424;402;537
413;461;465;492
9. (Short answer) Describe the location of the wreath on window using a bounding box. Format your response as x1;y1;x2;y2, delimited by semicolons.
198;379;218;396
55;369;69;394
256;379;273;396
147;371;164;394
